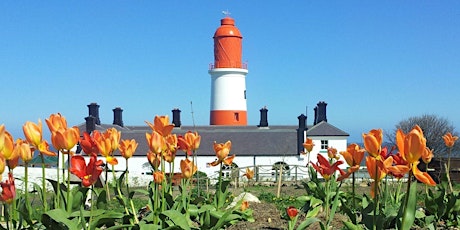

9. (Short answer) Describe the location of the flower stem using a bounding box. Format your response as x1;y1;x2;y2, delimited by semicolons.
24;163;32;218
67;156;71;212
446;147;453;193
373;161;379;230
401;172;412;226
40;154;48;211
352;172;356;223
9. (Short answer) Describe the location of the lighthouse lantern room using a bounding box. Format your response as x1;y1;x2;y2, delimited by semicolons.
209;16;248;126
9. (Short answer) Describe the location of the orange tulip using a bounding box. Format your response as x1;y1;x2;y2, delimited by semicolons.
223;154;235;166
146;115;174;137
22;120;43;148
0;124;5;151
302;138;314;153
241;200;249;211
208;141;235;167
163;134;178;163
146;131;166;155
0;173;15;204
16;139;33;163
147;151;161;170
397;126;426;164
105;128;121;152
0;156;5;177
178;131;201;156
51;126;80;153
153;171;165;185
94;129;119;165
412;161;436;186
1;131;16;160
180;158;197;179
363;129;383;157
45;113;68;133
386;152;410;179
421;147;433;164
214;141;231;161
243;168;254;180
366;156;393;181
310;154;345;181
443;132;458;148
340;143;365;168
119;139;138;160
327;147;339;160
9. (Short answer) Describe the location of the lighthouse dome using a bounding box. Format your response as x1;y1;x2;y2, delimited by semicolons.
213;17;242;38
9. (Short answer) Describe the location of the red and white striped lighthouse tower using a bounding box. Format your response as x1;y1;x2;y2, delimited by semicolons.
209;15;248;125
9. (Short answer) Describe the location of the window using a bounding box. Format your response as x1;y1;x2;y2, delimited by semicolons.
321;140;328;149
244;90;246;99
234;112;239;121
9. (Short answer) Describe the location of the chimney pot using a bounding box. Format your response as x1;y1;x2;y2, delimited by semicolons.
258;106;269;127
316;101;327;123
87;103;101;125
297;114;308;154
85;116;96;133
172;108;181;127
113;107;124;127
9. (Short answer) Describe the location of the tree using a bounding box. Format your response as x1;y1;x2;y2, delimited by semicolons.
385;114;459;157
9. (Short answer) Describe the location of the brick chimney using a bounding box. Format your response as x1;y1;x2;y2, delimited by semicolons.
85;116;96;133
113;107;123;127
172;108;181;127
316;101;327;124
87;103;101;125
258;106;268;127
314;106;318;125
297;114;307;154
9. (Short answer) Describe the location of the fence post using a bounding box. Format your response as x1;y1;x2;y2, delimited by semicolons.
295;166;298;182
255;166;259;182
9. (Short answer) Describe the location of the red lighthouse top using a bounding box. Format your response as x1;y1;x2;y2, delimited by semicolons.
213;17;243;68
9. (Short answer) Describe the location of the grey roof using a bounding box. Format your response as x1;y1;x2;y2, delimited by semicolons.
76;121;348;157
306;121;349;137
77;124;298;157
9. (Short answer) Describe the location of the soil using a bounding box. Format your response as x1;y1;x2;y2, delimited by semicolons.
225;184;349;230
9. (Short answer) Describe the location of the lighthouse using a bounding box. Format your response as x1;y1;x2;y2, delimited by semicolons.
209;15;248;125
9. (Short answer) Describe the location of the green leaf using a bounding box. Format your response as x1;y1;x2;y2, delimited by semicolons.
160;210;191;230
400;182;417;230
89;210;125;229
343;221;363;230
42;209;79;229
297;217;320;230
306;206;321;218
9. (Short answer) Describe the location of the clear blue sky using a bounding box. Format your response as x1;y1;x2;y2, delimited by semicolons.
1;1;459;143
